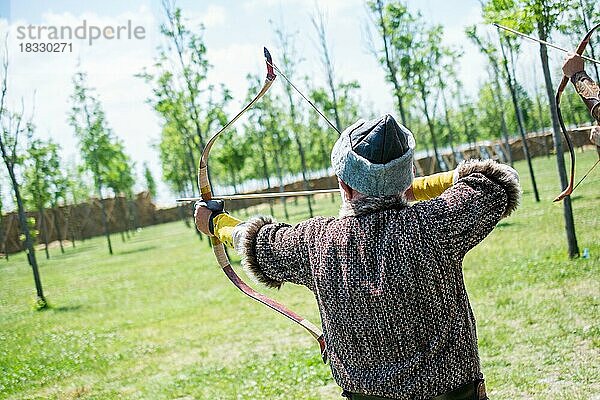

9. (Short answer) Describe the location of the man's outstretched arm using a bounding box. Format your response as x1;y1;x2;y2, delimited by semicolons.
563;53;600;122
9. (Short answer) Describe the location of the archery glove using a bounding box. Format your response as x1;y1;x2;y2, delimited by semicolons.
194;199;226;235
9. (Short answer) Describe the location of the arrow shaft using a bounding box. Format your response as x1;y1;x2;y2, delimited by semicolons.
493;23;600;65
177;188;340;202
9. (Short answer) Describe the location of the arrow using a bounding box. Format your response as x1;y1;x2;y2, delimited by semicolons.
493;23;600;65
177;188;340;202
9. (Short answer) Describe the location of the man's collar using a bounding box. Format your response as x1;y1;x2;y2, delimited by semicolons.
339;194;408;218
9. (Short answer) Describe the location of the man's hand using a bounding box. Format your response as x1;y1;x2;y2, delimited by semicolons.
194;200;225;235
590;126;600;147
194;202;213;235
562;53;585;78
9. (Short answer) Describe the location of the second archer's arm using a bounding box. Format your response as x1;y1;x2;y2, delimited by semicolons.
570;70;600;123
562;53;600;123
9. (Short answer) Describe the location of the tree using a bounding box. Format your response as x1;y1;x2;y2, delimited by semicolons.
310;7;361;134
0;180;7;261
498;32;540;201
274;24;314;217
465;26;514;165
23;138;61;258
436;48;463;167
0;52;46;308
138;70;197;196
411;24;447;171
69;71;120;255
311;7;342;132
143;162;157;199
48;156;69;254
104;141;136;242
139;1;230;237
484;0;578;257
366;0;415;126
561;0;600;81
64;162;91;247
245;75;293;219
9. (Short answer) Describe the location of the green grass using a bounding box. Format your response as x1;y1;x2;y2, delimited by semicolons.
1;150;599;399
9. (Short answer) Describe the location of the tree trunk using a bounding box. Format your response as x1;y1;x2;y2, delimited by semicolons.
313;10;342;132
492;73;514;166
534;90;551;158
129;200;140;231
375;0;408;125
6;163;46;306
0;214;8;261
438;75;458;168
579;0;600;82
38;208;50;259
98;187;113;255
52;207;64;253
259;138;275;216
500;38;540;202
537;22;579;258
285;90;313;218
273;153;289;219
114;196;126;243
419;84;443;172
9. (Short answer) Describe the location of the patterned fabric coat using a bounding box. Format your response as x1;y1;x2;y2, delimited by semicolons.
571;70;600;122
237;159;521;399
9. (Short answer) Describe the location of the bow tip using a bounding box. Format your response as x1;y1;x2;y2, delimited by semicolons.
553;192;568;202
264;47;272;61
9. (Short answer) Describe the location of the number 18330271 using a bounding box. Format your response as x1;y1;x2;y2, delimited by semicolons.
19;42;72;53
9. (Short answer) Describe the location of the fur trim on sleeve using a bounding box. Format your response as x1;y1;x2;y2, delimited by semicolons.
237;215;283;289
456;159;521;218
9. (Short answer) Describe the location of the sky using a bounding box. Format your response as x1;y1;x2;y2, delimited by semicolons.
0;0;567;206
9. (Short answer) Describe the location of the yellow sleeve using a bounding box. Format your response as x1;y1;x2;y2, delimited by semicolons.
411;170;456;201
212;213;243;248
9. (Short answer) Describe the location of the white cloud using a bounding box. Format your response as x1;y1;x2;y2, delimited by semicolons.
192;5;226;28
242;0;359;14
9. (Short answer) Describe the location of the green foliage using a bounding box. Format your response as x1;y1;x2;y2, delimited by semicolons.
65;162;92;205
23;138;67;210
70;71;132;197
18;216;38;243
143;162;157;198
104;141;135;198
240;76;294;188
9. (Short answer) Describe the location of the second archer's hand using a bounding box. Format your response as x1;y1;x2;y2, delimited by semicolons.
562;53;585;78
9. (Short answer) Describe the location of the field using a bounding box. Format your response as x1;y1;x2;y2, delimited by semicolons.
1;151;599;400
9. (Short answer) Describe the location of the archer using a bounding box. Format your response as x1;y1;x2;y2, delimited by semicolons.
195;113;520;400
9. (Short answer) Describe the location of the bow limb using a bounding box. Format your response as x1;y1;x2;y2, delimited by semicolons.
553;76;575;202
553;23;600;202
197;47;327;362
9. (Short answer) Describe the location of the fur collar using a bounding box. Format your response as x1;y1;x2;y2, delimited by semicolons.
339;194;408;218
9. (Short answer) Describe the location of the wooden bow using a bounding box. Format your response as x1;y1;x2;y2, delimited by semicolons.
197;48;327;362
553;22;600;202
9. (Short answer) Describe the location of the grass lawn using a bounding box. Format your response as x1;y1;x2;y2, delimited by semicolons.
1;150;599;399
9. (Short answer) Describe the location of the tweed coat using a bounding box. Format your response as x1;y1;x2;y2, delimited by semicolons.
236;159;521;399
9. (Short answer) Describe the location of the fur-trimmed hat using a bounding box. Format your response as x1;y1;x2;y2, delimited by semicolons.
331;114;415;196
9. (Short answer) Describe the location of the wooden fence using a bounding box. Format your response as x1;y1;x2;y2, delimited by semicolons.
0;128;593;255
